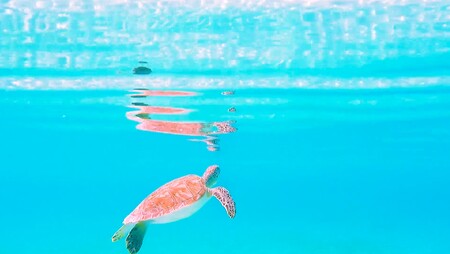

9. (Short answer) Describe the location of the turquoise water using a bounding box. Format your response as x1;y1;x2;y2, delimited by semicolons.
1;1;450;254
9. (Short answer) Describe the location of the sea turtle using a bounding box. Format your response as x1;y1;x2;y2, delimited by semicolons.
112;165;236;254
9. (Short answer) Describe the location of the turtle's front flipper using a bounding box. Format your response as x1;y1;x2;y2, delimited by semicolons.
202;165;220;187
210;187;236;218
126;221;147;254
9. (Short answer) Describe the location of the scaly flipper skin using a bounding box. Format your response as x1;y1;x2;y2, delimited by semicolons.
126;222;147;254
210;187;236;218
202;165;220;187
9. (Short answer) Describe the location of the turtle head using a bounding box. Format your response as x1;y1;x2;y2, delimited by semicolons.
202;165;220;187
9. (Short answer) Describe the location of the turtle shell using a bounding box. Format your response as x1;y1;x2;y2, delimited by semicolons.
123;175;206;224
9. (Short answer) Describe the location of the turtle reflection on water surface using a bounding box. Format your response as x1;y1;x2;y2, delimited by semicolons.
133;61;152;75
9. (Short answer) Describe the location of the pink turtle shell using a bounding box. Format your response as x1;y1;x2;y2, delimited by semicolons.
123;175;206;224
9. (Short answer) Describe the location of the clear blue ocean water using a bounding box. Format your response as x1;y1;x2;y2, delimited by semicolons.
1;1;450;254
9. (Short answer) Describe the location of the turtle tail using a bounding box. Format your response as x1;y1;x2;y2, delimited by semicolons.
126;222;148;254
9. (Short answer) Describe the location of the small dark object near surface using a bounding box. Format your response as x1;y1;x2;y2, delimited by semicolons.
133;66;152;75
221;90;235;96
228;107;236;112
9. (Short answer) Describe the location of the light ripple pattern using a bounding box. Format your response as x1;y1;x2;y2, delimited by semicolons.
0;0;449;77
2;76;450;90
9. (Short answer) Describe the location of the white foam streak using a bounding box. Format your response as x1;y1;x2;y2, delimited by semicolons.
2;76;450;90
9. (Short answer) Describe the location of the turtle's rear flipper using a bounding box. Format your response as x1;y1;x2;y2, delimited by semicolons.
210;187;236;218
112;223;135;242
126;221;147;254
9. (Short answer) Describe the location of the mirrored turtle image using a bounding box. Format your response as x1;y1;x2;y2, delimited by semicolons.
133;61;152;75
